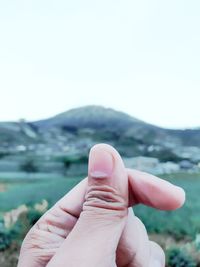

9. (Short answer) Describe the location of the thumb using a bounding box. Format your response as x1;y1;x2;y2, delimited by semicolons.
47;144;129;267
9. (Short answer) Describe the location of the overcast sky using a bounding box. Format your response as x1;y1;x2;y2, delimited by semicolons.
0;1;200;128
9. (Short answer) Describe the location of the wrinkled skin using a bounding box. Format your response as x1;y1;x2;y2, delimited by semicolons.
18;144;185;267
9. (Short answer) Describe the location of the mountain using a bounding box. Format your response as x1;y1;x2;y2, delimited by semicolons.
34;105;147;131
34;105;164;139
1;105;200;160
33;105;200;146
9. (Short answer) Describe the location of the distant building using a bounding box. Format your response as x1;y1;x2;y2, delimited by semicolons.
123;156;180;175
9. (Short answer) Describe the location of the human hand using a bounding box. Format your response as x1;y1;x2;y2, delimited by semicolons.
17;144;185;267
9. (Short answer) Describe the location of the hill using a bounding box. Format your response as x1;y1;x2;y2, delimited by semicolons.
34;105;148;130
1;105;200;160
34;105;200;146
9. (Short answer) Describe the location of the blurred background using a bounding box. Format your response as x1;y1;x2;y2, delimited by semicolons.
0;1;200;266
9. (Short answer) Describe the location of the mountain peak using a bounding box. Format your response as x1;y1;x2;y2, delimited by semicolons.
54;105;139;122
35;105;144;130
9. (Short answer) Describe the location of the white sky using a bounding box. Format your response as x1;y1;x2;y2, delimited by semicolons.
0;0;200;129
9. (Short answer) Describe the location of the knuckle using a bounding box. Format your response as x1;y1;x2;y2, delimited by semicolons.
83;185;127;218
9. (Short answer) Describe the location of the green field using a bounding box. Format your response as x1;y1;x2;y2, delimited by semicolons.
0;172;200;266
0;175;82;214
0;172;200;238
135;172;200;239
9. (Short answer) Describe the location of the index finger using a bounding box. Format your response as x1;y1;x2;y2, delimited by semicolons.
57;169;185;217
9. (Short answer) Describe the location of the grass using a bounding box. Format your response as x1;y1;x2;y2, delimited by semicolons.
0;175;82;213
0;172;200;239
134;172;200;239
0;171;200;267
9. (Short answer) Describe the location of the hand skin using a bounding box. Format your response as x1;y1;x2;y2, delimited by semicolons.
17;144;185;267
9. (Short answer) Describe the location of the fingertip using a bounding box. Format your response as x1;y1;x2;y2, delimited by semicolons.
89;143;119;157
88;143;128;202
161;183;186;210
127;169;186;211
89;147;114;178
172;186;186;210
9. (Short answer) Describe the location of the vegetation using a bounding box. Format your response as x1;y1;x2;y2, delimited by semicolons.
144;148;183;163
0;226;11;251
0;172;200;238
0;176;81;211
134;172;200;239
58;155;88;168
0;152;9;160
20;159;38;173
0;172;200;266
166;248;196;267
